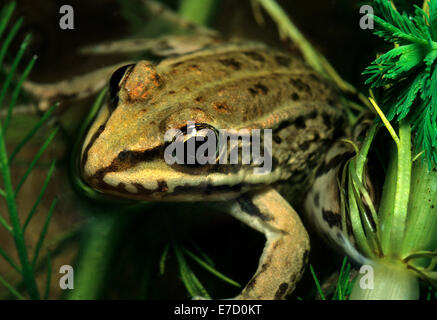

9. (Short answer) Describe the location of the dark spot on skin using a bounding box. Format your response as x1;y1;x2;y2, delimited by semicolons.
168;90;176;94
313;192;320;207
274;283;289;299
272;241;280;250
432;205;435;209
195;96;203;102
303;250;310;264
151;73;161;85
299;132;319;150
261;263;269;273
237;196;273;221
213;102;231;112
322;112;332;127
249;83;268;96
254;83;268;94
307;158;319;170
219;58;241;70
275;55;291;67
274;120;292;132
171;62;184;68
243;51;265;62
248;88;258;96
299;140;311;150
291;93;299;101
245;278;256;292
308;110;318;119
132;183;150;195
294;116;306;129
273;135;282;144
275;112;319;133
189;64;201;71
157;180;169;193
322;209;341;228
117;150;130;161
290;78;312;95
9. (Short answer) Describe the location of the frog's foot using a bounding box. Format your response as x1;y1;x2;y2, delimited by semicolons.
222;187;310;300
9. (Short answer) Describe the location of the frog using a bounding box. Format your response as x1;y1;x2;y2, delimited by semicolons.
75;38;345;300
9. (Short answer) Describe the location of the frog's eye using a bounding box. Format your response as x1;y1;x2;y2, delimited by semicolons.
173;123;219;166
109;64;135;107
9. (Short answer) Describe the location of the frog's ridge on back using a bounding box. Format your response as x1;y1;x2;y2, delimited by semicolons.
80;40;345;203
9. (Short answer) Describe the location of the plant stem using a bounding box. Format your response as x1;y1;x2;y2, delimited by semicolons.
401;158;437;261
378;120;412;257
0;122;39;299
67;212;129;300
389;120;412;255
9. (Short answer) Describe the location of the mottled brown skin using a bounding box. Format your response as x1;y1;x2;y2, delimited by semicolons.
80;40;344;299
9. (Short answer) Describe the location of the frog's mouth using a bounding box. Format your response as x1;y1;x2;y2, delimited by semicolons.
82;156;277;202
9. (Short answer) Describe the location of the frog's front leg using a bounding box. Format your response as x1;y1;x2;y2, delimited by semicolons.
220;187;310;300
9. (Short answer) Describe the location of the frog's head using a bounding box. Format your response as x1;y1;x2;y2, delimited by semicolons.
80;61;273;201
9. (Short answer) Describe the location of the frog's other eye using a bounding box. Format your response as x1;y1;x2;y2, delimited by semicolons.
109;64;135;107
172;123;219;166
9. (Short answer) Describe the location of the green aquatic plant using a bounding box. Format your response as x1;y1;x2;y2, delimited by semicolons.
363;0;437;168
340;0;437;300
0;1;58;299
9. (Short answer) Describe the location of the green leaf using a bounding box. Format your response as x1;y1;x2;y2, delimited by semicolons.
32;198;56;267
23;160;56;231
183;247;241;288
309;265;326;300
43;252;52;300
14;127;58;195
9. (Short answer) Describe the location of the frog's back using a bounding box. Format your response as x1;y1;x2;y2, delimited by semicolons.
154;42;344;198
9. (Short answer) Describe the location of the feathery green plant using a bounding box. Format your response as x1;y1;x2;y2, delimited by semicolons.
0;1;57;299
339;0;437;300
363;0;437;168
